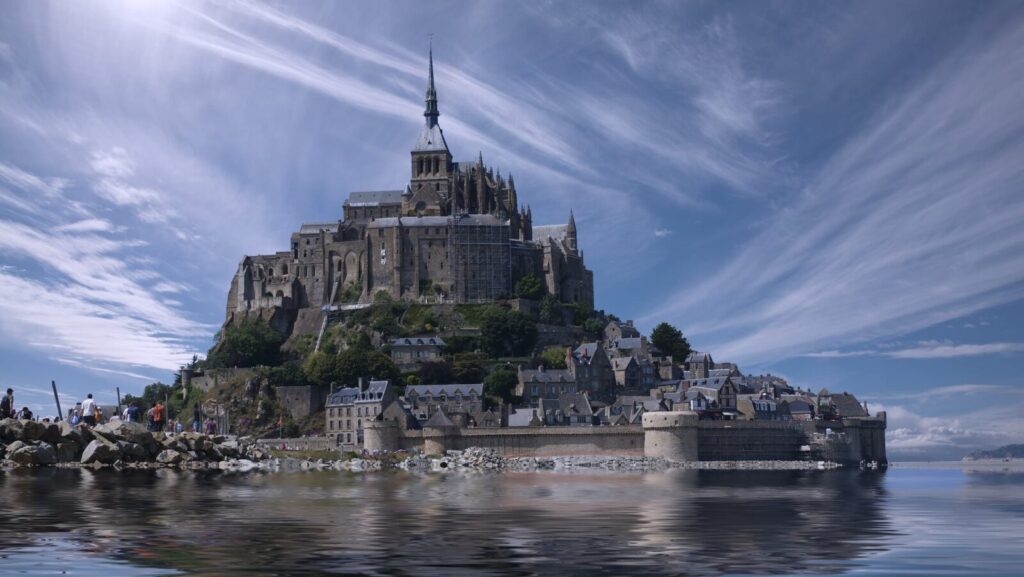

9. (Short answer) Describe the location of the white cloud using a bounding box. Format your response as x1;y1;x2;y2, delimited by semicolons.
806;341;1024;360
654;228;672;238
56;218;118;233
643;17;1024;364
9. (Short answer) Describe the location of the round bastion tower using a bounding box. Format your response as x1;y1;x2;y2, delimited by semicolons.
642;411;699;462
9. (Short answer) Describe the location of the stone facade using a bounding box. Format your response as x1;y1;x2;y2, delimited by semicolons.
325;380;395;451
225;49;594;328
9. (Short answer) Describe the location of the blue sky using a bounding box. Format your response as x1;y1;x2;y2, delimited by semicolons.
1;0;1022;460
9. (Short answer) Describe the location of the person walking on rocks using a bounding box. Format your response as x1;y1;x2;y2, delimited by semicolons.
81;394;98;427
0;388;14;419
126;402;140;424
151;401;165;432
192;405;202;433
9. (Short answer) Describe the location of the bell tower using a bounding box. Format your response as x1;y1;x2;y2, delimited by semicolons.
408;42;452;215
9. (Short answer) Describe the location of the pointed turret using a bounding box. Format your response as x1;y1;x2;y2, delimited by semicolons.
567;209;578;253
424;41;439;127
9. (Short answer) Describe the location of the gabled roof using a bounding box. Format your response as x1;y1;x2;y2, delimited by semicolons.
611;357;638;371
533;224;568;241
519;368;574;383
345;190;404;206
389;336;447;348
611;337;644;351
406;383;482;397
423;408;456;428
559;392;593;416
828;392;868;417
686;351;713;363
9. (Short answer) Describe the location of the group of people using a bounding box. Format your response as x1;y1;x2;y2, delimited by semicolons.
1;388;33;420
1;387;219;435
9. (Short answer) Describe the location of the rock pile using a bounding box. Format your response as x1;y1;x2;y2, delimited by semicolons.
0;418;267;469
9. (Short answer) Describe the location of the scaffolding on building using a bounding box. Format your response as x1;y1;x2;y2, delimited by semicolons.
448;213;512;303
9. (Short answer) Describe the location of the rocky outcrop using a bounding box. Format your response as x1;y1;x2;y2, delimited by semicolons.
0;418;266;469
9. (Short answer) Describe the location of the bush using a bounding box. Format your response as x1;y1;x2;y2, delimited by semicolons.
539;346;568;370
479;307;538;357
417;360;455;384
206;318;284;368
483;369;518;407
514;274;544;300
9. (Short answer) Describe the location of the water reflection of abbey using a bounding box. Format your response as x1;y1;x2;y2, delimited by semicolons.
0;469;895;576
226;48;593;327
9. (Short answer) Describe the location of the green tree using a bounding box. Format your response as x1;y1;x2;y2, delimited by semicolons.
302;351;343;387
479;307;538;357
650;322;692;361
205;318;284;368
483;368;518;406
514;274;544;300
417;360;455;384
538;295;561;324
539;346;568;369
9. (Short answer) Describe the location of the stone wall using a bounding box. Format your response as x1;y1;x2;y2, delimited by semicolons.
255;436;335;451
697;420;812;461
276;385;326;419
394;425;645;457
364;413;887;464
186;367;257;393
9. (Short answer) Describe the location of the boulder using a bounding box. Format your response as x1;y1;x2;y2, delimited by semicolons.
81;439;121;465
58;421;88;445
156;449;183;465
0;419;24;442
21;420;47;441
93;422;153;446
56;441;80;463
116;441;147;461
11;443;57;466
6;440;27;455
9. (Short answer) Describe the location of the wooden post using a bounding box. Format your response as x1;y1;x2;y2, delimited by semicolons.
51;380;63;422
116;387;123;417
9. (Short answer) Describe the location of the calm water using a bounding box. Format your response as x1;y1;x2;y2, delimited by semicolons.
1;466;1021;576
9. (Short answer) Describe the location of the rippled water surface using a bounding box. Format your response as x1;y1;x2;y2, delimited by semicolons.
2;466;1022;576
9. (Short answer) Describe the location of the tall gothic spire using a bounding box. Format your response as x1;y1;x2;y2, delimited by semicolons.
424;40;439;127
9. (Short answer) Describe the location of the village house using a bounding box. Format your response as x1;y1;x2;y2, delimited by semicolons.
567;342;616;400
404;383;483;423
325;380;395;450
389;335;446;371
516;365;577;404
535;392;595;426
603;319;641;342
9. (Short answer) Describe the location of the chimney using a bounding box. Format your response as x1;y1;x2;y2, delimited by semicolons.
358;377;366;392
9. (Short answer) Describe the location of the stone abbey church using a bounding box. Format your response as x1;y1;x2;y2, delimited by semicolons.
226;50;593;324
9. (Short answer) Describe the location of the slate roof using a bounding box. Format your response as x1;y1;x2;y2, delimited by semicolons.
326;380;390;406
828;392;868;418
389;336;447;348
414;122;449;152
405;383;482;397
611;337;644;351
507;408;535;427
559;392;593;416
423;409;456;428
366;214;505;228
575;342;599;359
611;357;638;371
345;190;404;206
298;222;340;234
686;351;712;363
519;368;574;383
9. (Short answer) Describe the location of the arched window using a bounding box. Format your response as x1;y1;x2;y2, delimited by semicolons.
280;263;289;275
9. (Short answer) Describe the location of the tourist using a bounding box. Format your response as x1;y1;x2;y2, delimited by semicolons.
81;394;98;427
127;402;140;423
121;404;131;422
192;405;202;433
0;388;13;419
205;419;216;435
151;401;165;432
175;419;184;434
17;406;33;420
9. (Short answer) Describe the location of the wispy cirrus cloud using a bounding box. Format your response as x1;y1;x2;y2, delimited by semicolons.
644;15;1024;364
805;341;1024;360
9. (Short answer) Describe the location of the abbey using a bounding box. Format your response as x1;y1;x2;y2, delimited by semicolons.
225;50;593;323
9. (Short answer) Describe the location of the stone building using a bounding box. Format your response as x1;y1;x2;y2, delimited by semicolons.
325;380;395;450
516;366;577;404
224;48;593;330
389;335;446;372
404;383;483;423
567;342;616;400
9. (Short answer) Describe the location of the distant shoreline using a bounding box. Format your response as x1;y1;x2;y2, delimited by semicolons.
890;459;1024;470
